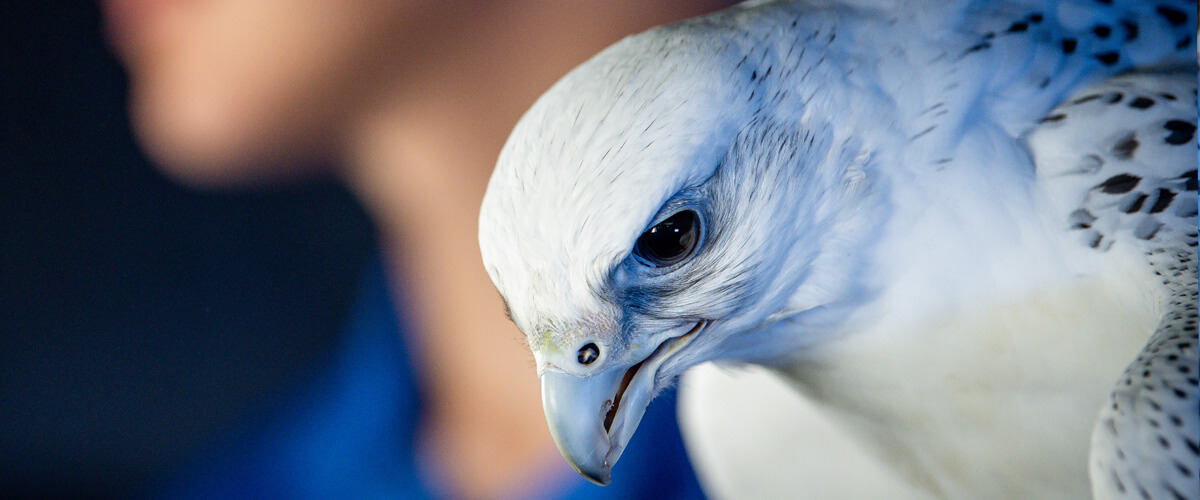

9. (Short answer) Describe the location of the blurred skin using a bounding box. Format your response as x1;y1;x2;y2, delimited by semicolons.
102;0;719;497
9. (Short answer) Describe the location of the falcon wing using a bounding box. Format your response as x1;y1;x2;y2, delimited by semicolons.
1027;67;1198;500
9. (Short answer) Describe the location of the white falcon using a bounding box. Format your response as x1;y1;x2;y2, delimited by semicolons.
478;1;1198;498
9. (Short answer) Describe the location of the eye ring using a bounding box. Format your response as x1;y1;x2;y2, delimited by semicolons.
633;210;701;268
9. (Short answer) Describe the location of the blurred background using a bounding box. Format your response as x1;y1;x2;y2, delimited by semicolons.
2;2;376;497
2;1;719;499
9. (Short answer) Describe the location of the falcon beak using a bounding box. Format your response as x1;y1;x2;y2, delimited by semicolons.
539;320;705;485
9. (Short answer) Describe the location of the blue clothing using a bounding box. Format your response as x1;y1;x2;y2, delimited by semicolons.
154;258;706;499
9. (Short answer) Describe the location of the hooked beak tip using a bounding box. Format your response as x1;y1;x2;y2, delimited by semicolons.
540;320;707;486
575;465;612;486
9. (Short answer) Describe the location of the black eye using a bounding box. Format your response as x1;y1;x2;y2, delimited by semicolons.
634;210;700;267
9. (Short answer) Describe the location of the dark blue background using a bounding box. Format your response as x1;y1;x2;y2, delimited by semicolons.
1;3;377;497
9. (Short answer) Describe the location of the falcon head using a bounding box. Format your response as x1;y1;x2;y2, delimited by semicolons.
479;18;879;485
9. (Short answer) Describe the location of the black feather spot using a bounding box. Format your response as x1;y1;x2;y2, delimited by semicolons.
1095;0;1112;4
1095;51;1120;65
1089;232;1104;248
1157;5;1189;26
1007;21;1028;33
1164;120;1196;145
1122;193;1149;213
1113;132;1139;159
1159;92;1178;101
1071;92;1099;104
1041;113;1067;123
1029;13;1043;23
1136;219;1164;240
1098;173;1141;193
1180;170;1197;191
1121;19;1138;41
1093;25;1112;38
1107;92;1124;103
1129;96;1155;109
1149;188;1176;214
964;42;991;54
1062;38;1078;54
1177;35;1193;50
1069;208;1097;229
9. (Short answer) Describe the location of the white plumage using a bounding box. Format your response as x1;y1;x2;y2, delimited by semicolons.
477;1;1198;498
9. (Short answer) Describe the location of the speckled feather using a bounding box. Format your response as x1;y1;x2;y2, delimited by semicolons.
1030;68;1198;499
478;0;1199;498
1091;249;1199;500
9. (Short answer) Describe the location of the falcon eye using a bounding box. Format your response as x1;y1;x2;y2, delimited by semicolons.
577;343;600;365
634;210;700;267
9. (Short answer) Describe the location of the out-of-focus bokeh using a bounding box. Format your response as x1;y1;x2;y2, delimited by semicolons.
1;2;376;497
3;0;724;498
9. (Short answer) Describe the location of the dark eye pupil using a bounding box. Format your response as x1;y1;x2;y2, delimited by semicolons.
635;211;698;267
577;343;599;365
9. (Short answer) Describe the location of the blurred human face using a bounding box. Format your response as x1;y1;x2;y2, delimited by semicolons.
102;0;443;185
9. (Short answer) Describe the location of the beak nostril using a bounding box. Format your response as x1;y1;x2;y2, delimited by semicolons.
577;343;600;365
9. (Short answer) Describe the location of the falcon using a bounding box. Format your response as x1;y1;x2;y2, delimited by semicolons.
478;1;1198;498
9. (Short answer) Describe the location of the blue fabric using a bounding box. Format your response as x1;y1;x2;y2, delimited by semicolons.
153;257;706;499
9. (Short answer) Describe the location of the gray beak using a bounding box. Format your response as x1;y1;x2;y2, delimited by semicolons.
538;320;705;485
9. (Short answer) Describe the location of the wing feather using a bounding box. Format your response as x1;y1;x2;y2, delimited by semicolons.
1028;67;1198;500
